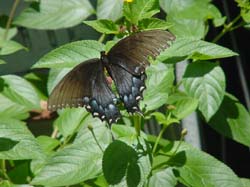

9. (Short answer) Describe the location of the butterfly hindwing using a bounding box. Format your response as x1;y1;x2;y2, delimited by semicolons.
48;58;120;124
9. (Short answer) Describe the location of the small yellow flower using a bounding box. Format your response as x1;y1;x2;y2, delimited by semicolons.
124;0;133;2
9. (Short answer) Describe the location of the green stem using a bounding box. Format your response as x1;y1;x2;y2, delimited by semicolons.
89;126;104;153
51;126;58;138
3;0;20;40
212;14;242;43
0;160;11;181
134;115;141;136
152;126;167;154
98;34;106;43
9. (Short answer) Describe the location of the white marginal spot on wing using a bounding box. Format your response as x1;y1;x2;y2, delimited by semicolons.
140;86;145;91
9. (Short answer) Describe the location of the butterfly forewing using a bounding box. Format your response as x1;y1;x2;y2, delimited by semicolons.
48;58;120;124
107;30;175;75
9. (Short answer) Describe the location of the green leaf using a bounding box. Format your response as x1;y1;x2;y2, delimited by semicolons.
0;27;17;40
158;38;238;63
8;161;30;184
167;92;199;120
84;19;119;34
161;0;223;21
161;0;225;34
172;151;242;187
54;108;88;138
111;125;147;139
141;62;174;112
33;40;104;68
138;18;172;31
0;118;44;160
182;62;226;121
123;0;159;25
32;121;111;186
126;161;141;187
150;112;167;124
36;136;60;153
0;138;18;151
0;59;6;64
73;116;112;146
167;15;206;39
0;39;27;55
103;140;138;185
107;132;151;187
236;0;250;22
0;93;29;120
96;0;123;21
149;168;177;187
47;68;71;94
167;143;243;187
241;178;250;187
14;0;94;29
1;75;40;109
209;93;250;146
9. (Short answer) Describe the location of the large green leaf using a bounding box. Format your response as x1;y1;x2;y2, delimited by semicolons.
14;0;94;29
160;0;224;24
209;94;250;146
0;118;44;160
54;108;88;138
103;140;138;185
33;40;104;68
84;19;119;34
111;126;151;187
123;0;159;25
0;94;29;120
141;62;174;112
158;38;238;63
241;178;250;187
182;62;226;121
167;16;206;39
1;75;40;109
96;0;123;21
149;168;177;187
32;120;111;186
73;116;112;147
166;142;243;187
160;0;225;38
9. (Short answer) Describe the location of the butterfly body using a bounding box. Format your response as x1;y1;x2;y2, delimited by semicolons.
48;30;175;124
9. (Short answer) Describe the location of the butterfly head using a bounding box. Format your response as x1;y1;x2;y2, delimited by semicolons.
100;51;109;65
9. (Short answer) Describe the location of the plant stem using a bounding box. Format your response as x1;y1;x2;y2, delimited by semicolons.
98;34;106;43
0;160;11;181
134;115;141;136
3;0;20;40
152;126;167;154
212;14;242;43
89;126;104;153
51;126;58;138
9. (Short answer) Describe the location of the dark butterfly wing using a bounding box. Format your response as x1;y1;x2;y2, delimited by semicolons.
107;30;175;75
48;58;120;124
107;64;146;113
106;30;175;113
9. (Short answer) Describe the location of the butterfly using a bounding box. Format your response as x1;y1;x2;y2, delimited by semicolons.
48;30;175;124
